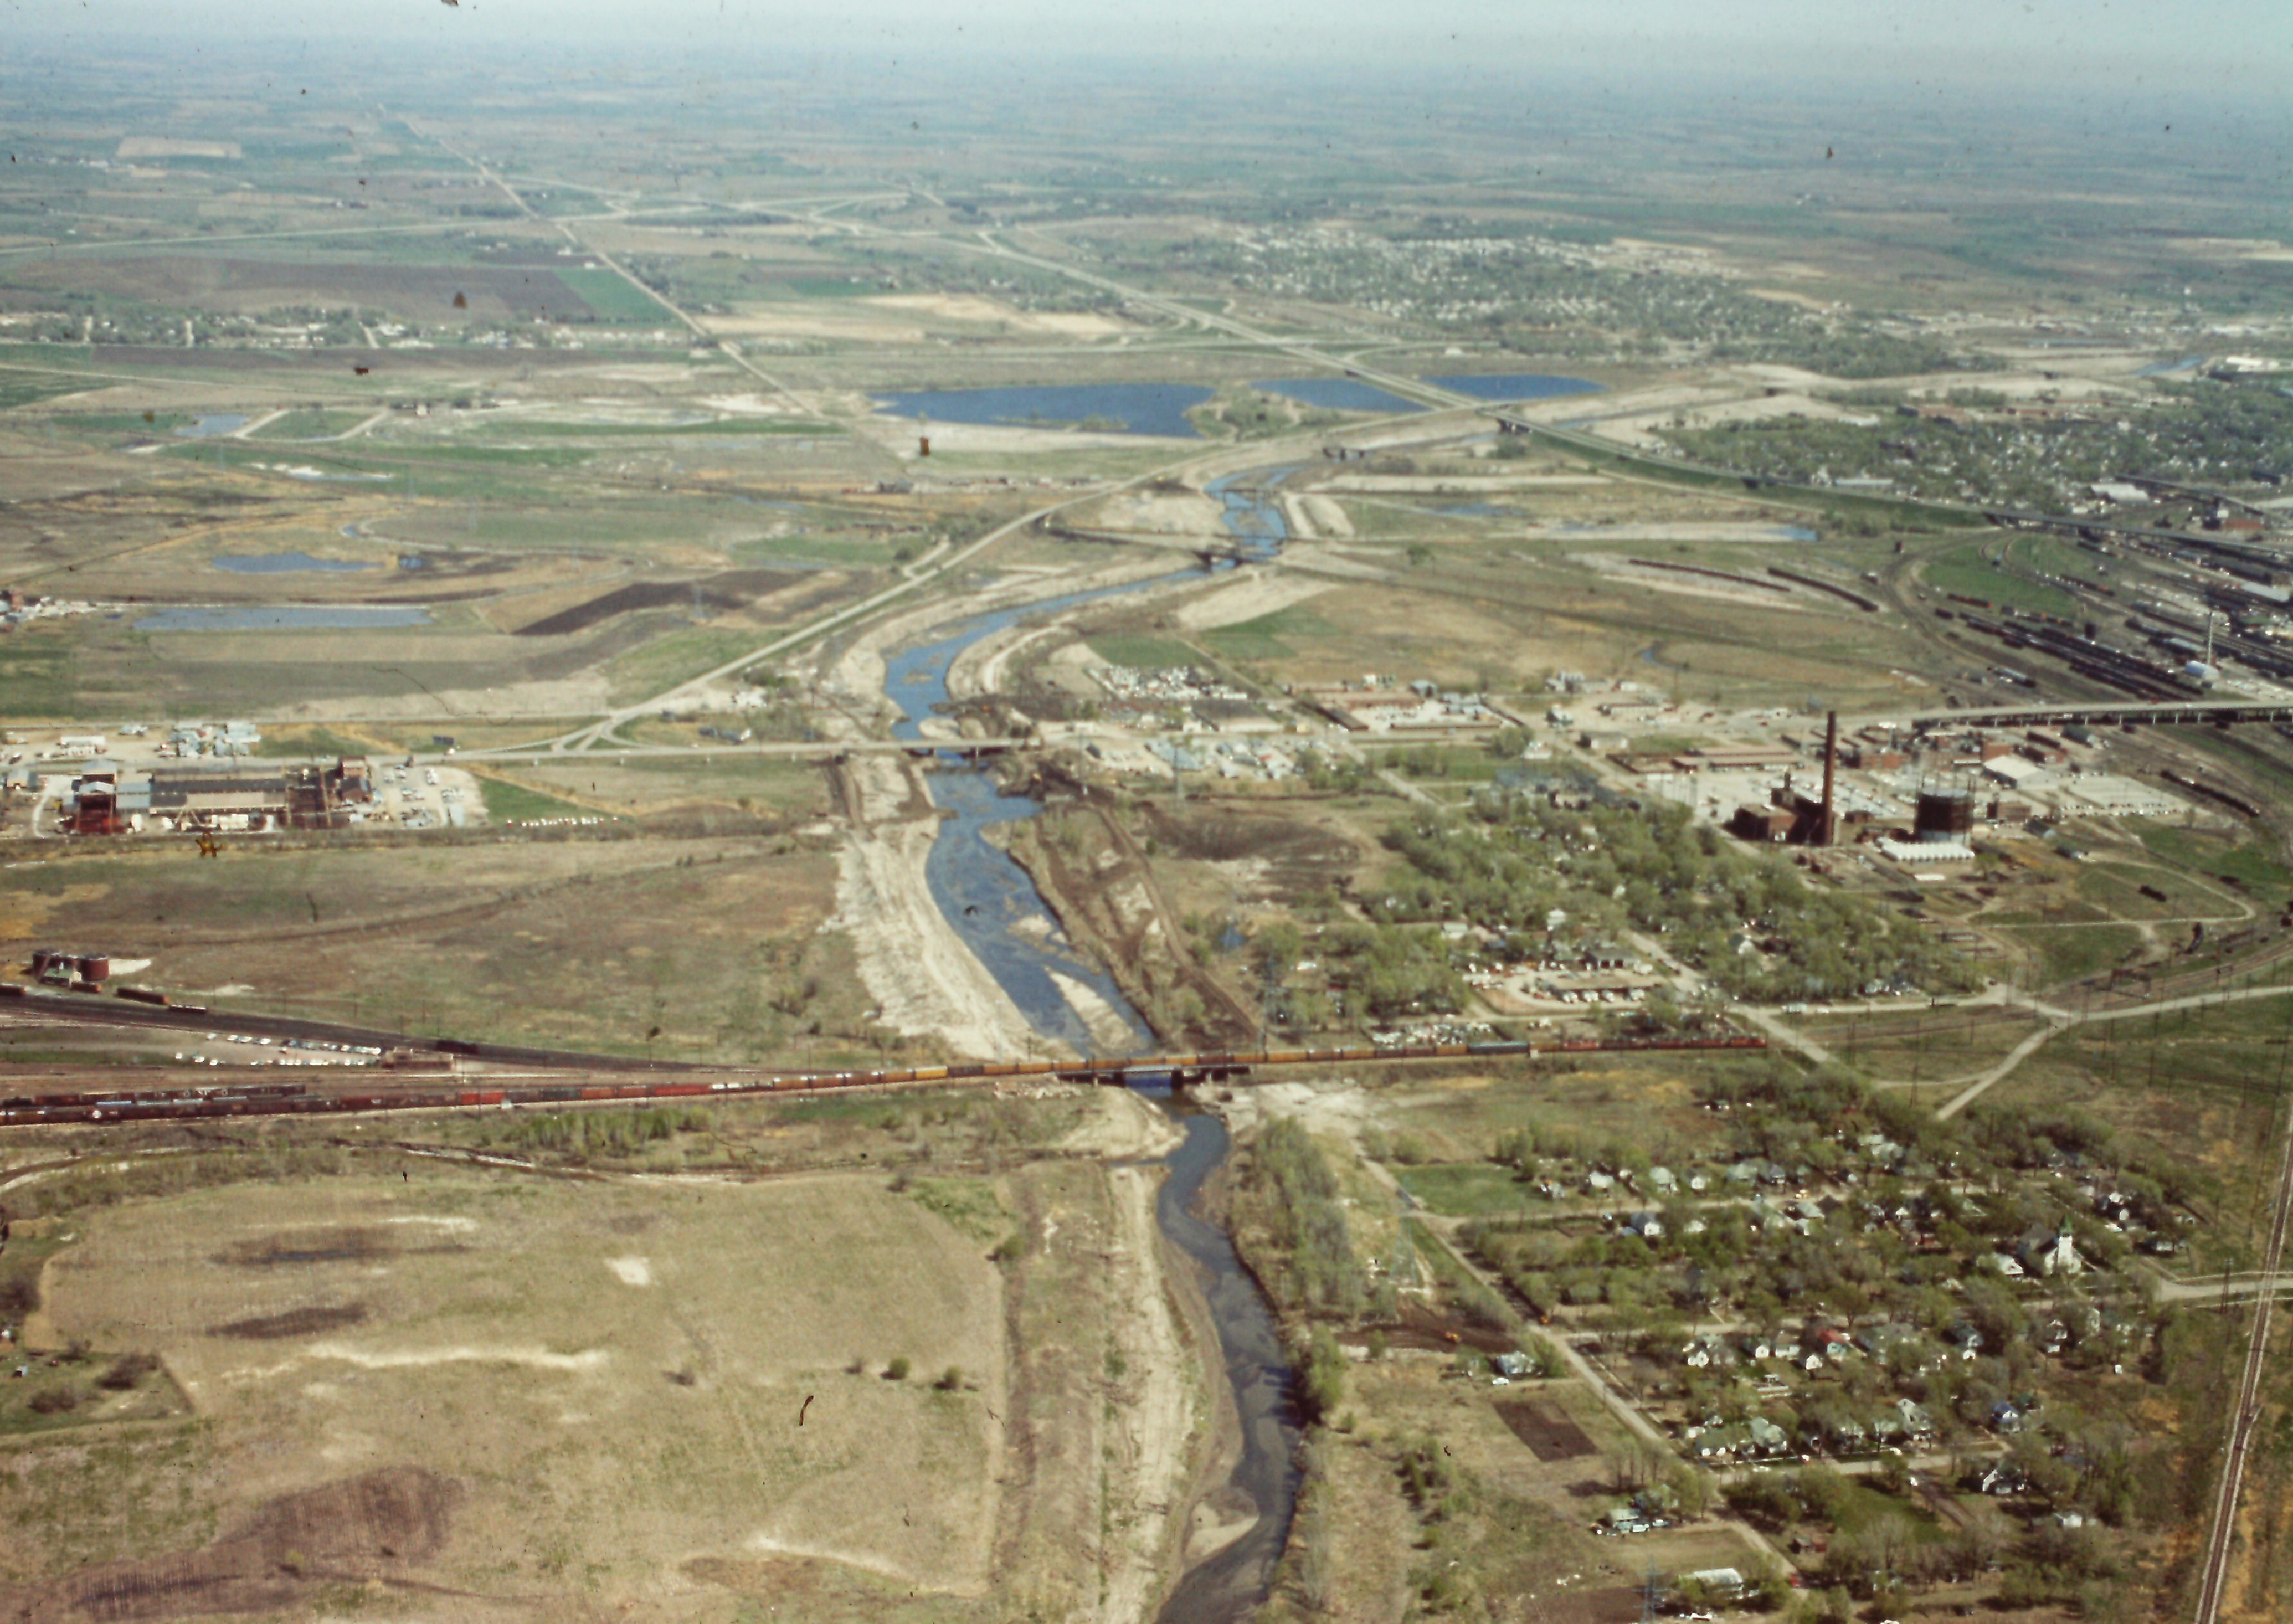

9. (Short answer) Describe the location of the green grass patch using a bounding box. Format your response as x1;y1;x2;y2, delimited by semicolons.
1829;1480;1950;1544
1377;745;1508;782
1201;604;1338;662
470;776;595;824
728;532;894;568
2012;923;2145;986
253;726;376;761
603;626;771;706
1921;544;2081;617
0;371;102;411
0;631;80;717
1393;1162;1541;1218
896;1176;1010;1244
785;277;870;298
2130;819;2293;902
1087;635;1200;670
556;266;678;323
454;415;838;440
50;410;194;436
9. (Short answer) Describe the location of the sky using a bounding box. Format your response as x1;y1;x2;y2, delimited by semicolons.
4;0;2286;96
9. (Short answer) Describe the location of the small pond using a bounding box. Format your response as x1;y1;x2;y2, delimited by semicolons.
1428;372;1601;401
871;383;1213;438
211;552;376;574
173;414;248;439
1252;377;1422;413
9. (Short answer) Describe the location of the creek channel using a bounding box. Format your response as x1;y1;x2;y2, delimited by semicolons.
875;469;1303;1621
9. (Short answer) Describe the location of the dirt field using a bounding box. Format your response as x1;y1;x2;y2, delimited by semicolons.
1;258;601;325
0;1086;1211;1624
1496;1398;1600;1463
509;568;805;636
6;1170;1006;1616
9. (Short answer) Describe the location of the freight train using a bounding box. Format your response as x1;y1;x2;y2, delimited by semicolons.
0;1032;1767;1128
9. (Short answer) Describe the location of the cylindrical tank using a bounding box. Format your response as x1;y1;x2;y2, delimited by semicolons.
1914;789;1976;842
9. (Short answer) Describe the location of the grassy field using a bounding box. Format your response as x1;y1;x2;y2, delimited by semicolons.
555;266;678;323
0;829;850;1062
1200;604;1341;663
603;624;776;705
1086;633;1200;670
2021;922;2146;985
1392;1161;1543;1218
1919;541;2083;618
246;408;373;440
2131;819;2293;903
466;773;599;823
0;371;117;411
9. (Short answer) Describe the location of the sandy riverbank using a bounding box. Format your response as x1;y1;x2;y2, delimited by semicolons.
829;753;1046;1060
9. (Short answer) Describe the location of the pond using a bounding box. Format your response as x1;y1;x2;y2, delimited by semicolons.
1428;372;1601;402
871;383;1213;438
173;413;248;439
211;552;377;574
1253;377;1422;413
136;606;432;631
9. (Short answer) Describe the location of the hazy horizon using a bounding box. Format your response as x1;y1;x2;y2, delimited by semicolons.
4;1;2288;102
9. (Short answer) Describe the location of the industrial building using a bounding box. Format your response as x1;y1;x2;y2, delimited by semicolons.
61;757;376;835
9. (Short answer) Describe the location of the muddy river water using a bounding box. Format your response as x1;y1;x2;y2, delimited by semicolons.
877;471;1302;1621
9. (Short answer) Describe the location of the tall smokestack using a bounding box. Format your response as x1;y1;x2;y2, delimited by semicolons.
1819;710;1839;847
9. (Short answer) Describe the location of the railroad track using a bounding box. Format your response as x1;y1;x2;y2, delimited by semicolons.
2191;1072;2293;1624
0;990;1766;1127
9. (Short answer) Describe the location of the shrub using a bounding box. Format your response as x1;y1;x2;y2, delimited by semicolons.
886;1356;911;1382
97;1353;158;1391
27;1386;77;1414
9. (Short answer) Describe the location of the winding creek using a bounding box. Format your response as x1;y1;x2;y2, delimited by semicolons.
875;470;1305;1621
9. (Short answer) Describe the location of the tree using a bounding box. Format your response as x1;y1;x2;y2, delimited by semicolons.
1663;1463;1714;1519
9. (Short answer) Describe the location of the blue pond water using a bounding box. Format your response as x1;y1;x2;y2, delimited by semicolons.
873;383;1214;438
212;552;376;574
173;413;249;439
136;606;431;631
1430;372;1601;402
1253;377;1421;413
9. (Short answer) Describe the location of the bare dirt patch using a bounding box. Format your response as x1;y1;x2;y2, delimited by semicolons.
1495;1398;1598;1462
510;568;802;636
0;1467;459;1622
209;1303;369;1340
215;1227;466;1268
